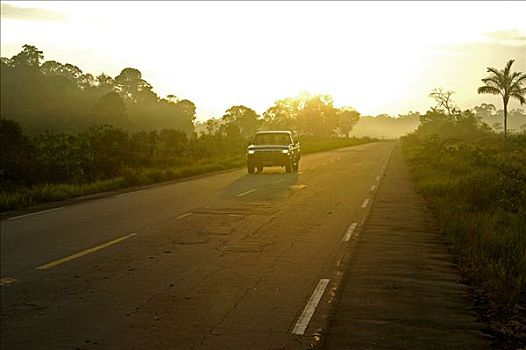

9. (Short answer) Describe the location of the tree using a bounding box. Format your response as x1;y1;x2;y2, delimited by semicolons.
11;44;43;68
429;88;458;116
296;94;338;137
114;68;154;103
478;59;526;140
96;73;114;91
337;107;360;137
93;92;128;127
222;105;260;138
263;98;298;130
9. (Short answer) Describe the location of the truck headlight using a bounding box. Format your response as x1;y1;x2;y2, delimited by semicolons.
248;150;255;154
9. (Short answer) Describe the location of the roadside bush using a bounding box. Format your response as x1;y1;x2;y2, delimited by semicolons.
401;109;526;343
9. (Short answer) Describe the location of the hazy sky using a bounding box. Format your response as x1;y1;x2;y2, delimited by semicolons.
1;1;525;121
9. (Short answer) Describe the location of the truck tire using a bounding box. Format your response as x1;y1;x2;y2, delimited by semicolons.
285;160;292;173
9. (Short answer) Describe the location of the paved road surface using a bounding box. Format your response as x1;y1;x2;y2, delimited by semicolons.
322;146;489;349
1;141;487;349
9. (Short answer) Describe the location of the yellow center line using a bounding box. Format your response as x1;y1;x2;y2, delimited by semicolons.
36;233;138;271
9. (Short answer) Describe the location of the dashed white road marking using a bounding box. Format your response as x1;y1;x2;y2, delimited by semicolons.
297;171;304;175
36;233;138;270
237;189;256;197
361;198;370;208
376;176;380;182
8;207;64;220
370;184;376;192
273;179;285;184
176;212;192;219
343;223;358;242
292;279;330;335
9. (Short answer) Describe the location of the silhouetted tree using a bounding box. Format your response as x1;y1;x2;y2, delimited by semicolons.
478;59;526;140
429;88;458;116
337;107;360;137
114;67;154;103
11;44;43;68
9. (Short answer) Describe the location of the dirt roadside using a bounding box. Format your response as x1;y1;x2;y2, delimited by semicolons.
322;144;490;349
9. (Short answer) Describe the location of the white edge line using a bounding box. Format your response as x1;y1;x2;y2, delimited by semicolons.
176;212;192;219
8;207;64;220
361;198;370;209
342;222;358;242
237;189;256;197
292;279;330;335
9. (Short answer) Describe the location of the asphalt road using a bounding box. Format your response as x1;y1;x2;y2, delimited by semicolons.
1;141;487;350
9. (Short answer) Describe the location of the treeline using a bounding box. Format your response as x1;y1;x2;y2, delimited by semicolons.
0;119;254;187
1;45;361;138
0;45;367;192
1;45;196;133
350;107;526;140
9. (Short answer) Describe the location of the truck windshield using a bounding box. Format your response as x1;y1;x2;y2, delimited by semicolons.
253;133;292;145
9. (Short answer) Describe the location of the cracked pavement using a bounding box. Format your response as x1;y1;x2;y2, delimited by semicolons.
1;141;487;349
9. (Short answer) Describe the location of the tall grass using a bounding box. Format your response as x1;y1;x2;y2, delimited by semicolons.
401;130;526;343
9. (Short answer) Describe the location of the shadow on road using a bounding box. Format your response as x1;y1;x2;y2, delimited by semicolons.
219;166;299;200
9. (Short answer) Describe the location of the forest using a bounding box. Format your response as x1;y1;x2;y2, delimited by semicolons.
1;45;368;210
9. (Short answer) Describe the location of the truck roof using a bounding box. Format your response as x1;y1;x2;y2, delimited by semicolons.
255;130;292;134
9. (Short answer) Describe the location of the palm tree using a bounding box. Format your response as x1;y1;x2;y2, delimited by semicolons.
478;59;526;140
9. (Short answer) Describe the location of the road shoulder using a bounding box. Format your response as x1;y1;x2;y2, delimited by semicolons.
322;144;490;349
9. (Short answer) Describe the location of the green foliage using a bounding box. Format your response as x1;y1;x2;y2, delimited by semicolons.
401;112;526;322
0;117;374;211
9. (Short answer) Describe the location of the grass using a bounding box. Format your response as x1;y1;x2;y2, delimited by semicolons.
0;137;375;212
401;132;526;347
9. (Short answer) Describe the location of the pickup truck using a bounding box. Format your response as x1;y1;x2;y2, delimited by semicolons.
246;130;300;174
